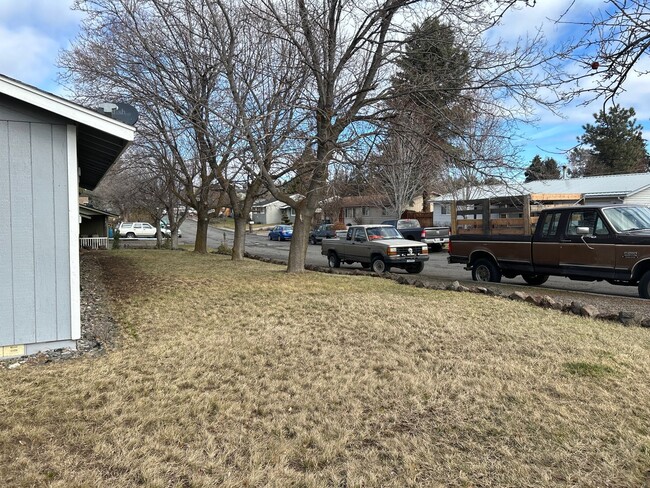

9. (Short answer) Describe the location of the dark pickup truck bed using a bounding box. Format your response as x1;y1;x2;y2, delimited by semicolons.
448;204;650;298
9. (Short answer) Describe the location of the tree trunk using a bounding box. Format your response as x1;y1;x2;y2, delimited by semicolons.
194;209;209;253
232;217;247;260
286;209;312;273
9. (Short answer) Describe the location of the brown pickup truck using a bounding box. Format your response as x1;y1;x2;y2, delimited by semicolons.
448;205;650;298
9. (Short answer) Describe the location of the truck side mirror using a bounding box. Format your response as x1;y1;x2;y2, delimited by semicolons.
576;226;591;235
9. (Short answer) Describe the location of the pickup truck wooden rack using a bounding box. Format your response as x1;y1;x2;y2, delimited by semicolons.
450;194;583;236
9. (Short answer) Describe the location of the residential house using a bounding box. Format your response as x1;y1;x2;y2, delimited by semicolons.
339;195;395;225
251;194;305;225
0;74;135;358
251;198;284;225
432;173;650;227
79;204;118;249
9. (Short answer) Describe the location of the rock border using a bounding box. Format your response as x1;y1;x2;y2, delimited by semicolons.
245;252;650;328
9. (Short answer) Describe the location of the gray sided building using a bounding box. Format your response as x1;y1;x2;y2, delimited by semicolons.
0;75;135;358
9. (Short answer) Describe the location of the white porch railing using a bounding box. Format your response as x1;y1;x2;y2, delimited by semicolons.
79;237;109;249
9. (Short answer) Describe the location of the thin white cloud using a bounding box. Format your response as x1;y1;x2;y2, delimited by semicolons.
0;25;59;85
0;0;82;91
0;0;82;31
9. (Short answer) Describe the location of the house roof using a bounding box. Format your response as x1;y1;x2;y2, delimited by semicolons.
341;195;390;207
433;173;650;203
253;198;280;208
79;204;119;219
0;74;136;191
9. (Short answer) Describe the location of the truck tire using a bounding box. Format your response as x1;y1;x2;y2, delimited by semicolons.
327;251;341;269
405;262;424;274
639;271;650;299
522;273;549;286
472;258;502;283
309;235;317;245
371;257;390;274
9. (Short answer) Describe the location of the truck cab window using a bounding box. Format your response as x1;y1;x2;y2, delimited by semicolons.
540;211;561;237
594;215;610;236
566;210;597;236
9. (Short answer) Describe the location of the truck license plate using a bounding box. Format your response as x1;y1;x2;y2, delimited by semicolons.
406;259;415;263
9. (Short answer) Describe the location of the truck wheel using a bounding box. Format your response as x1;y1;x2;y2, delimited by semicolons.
639;271;650;299
522;273;549;286
472;258;502;283
405;262;424;274
309;236;317;245
371;257;389;274
327;252;341;269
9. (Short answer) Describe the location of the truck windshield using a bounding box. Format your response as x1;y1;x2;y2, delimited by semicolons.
602;206;650;232
367;227;402;240
396;219;420;229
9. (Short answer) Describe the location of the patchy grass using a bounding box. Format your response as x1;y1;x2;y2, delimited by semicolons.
1;250;650;487
564;361;615;378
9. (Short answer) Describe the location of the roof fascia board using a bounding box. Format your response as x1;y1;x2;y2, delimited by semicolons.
0;76;135;142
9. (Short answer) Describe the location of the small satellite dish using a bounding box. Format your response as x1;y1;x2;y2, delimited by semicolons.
96;102;139;126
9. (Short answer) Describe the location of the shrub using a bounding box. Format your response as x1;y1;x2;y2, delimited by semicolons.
111;230;121;250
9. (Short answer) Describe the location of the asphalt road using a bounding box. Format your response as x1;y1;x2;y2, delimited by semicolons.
179;219;641;299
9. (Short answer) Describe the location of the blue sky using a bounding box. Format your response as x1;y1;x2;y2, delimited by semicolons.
1;0;648;172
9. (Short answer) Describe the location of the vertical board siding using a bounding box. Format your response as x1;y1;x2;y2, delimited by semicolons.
31;124;58;342
0;118;70;348
0;122;14;345
52;125;71;341
9;122;36;344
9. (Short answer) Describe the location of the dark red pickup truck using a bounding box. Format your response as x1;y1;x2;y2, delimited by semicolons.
448;205;650;298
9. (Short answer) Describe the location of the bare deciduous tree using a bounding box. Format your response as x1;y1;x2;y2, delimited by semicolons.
60;0;232;253
557;0;650;102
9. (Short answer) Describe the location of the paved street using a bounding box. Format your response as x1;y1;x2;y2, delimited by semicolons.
179;219;642;299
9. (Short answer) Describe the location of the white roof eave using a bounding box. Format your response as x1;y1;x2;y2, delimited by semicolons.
0;75;135;141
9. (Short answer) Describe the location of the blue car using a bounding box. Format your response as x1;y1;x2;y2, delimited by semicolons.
268;224;293;241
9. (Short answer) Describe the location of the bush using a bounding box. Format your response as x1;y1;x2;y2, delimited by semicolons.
215;243;232;256
111;231;121;250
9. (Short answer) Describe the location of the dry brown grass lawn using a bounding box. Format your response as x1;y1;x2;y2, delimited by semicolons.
1;250;649;487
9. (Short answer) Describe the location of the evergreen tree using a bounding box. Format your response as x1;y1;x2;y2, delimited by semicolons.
524;155;561;182
392;17;470;111
577;105;649;175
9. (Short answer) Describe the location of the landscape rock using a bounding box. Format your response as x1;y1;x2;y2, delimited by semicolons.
570;301;585;315
618;311;638;326
509;291;528;301
539;295;558;309
446;281;461;291
579;304;599;318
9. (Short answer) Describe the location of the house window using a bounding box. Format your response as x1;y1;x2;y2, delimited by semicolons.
362;206;369;216
345;208;353;218
441;204;450;215
290;208;296;217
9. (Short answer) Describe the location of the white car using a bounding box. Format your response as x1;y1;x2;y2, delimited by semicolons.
116;222;158;238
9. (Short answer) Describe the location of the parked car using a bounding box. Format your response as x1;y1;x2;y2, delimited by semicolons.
321;224;429;274
268;225;293;241
160;219;181;238
309;224;337;244
116;222;158;238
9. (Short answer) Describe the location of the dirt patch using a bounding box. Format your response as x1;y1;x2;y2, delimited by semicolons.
93;251;164;300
